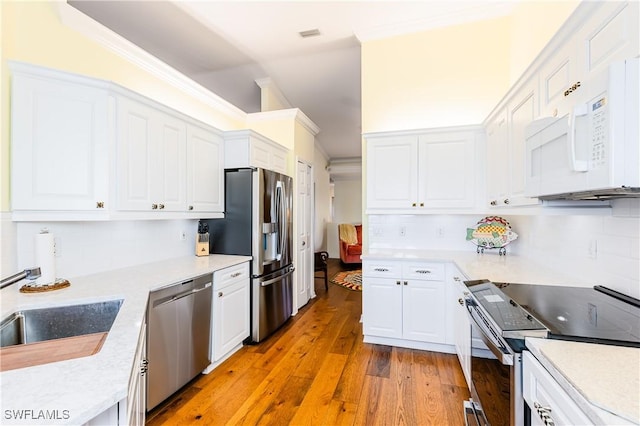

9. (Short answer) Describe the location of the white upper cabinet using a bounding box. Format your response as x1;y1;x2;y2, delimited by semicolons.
10;62;224;220
186;124;224;213
365;127;480;212
10;62;110;218
486;1;638;208
366;134;419;209
224;129;289;176
116;95;187;212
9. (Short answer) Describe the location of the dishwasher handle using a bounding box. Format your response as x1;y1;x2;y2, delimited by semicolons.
153;282;212;309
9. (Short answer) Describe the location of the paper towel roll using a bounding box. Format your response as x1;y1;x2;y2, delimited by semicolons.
35;232;56;285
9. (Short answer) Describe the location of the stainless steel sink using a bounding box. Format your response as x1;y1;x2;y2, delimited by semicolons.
0;299;123;348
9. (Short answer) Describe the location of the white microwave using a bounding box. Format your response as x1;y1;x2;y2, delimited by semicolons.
524;58;639;200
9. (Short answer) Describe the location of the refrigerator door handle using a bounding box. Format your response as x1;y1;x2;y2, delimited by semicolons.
275;181;284;261
260;267;295;287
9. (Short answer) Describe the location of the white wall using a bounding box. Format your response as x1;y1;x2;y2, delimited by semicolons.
368;200;640;299
327;177;363;258
313;147;331;252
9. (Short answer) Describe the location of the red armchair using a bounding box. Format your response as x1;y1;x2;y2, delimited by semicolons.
339;224;362;264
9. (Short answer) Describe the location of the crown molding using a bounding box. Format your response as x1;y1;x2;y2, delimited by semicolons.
255;77;293;110
247;108;320;136
55;2;246;122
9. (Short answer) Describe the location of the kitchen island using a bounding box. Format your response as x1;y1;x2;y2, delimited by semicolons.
0;254;250;425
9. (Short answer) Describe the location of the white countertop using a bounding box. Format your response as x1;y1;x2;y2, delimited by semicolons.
0;254;250;425
526;338;640;425
362;248;590;286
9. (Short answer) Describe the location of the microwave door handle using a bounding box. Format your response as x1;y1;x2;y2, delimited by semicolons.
569;103;589;172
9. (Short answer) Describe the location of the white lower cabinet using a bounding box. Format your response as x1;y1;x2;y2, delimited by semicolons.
125;319;147;426
363;260;448;348
212;262;250;362
447;265;472;388
523;351;593;426
84;318;146;426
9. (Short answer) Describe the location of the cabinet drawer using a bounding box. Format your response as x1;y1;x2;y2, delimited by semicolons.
363;260;402;278
214;262;250;290
523;351;593;426
402;262;445;281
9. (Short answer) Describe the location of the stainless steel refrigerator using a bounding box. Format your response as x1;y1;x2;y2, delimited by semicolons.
207;168;294;343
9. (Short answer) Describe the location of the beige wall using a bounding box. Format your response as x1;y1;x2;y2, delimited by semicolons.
361;16;511;134
508;1;580;85
0;1;245;212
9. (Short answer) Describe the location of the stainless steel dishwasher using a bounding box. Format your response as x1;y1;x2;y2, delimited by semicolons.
146;274;212;410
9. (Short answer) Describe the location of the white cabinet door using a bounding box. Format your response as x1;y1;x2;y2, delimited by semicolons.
577;1;640;87
116;96;186;212
486;110;509;207
362;277;403;338
418;132;476;209
507;81;539;206
538;37;580;119
186;124;224;213
402;279;447;343
450;273;471;388
366;135;419;209
10;65;109;212
212;262;250;362
214;279;250;361
126;319;147;426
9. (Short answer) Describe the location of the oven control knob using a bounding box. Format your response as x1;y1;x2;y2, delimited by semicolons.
458;298;464;306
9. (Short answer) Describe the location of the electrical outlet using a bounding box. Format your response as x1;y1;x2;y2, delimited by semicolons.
179;231;187;241
399;226;406;237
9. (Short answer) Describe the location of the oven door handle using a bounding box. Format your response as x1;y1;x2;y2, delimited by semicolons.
467;303;514;366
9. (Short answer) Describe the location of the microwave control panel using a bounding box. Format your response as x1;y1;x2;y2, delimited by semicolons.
590;96;607;169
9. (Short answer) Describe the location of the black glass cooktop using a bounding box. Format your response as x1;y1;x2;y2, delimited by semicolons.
497;283;640;348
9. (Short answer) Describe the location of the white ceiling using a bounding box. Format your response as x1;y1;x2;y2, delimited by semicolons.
69;1;515;160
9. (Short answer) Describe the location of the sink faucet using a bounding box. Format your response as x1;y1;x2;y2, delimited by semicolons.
0;267;41;289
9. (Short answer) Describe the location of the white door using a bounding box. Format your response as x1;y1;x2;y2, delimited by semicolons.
296;160;312;309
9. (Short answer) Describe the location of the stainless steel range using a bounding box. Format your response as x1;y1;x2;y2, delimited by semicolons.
463;279;640;426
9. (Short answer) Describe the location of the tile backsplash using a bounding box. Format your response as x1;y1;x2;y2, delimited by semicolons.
368;200;640;299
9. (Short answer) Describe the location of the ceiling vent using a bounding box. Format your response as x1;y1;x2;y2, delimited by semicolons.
299;28;321;38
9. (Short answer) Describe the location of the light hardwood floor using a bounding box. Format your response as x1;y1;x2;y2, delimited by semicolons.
146;259;469;425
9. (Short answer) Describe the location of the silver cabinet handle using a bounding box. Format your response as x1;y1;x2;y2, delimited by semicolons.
396;281;401;285
415;270;431;274
230;272;242;278
96;201;105;209
374;268;389;272
458;298;464;305
403;281;408;285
